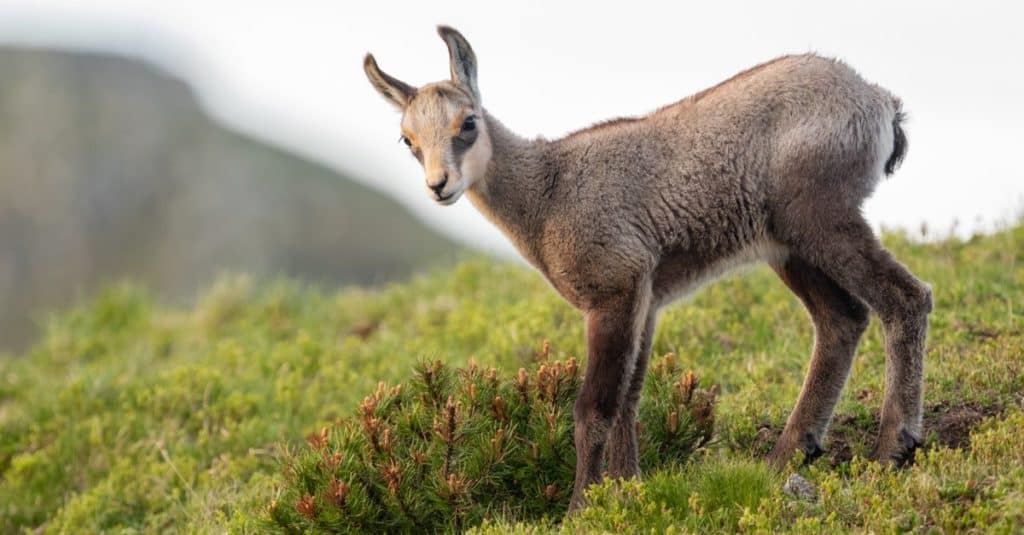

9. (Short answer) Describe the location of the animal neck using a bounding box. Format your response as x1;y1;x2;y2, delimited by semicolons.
466;111;553;262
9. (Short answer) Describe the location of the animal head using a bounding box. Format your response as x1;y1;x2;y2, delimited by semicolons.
363;26;492;206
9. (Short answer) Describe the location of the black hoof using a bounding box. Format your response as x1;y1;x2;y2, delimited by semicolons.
893;429;923;467
800;433;825;465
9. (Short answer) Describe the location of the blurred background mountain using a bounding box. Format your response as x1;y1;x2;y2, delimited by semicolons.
0;48;461;351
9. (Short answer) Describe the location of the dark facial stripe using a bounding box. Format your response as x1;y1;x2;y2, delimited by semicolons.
451;124;478;167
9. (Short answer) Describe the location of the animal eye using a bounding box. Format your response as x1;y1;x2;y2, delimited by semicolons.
400;135;412;147
461;116;476;132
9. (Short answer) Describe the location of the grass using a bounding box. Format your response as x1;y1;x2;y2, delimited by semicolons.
0;223;1021;533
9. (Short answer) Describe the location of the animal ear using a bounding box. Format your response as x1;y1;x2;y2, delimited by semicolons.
363;54;417;109
437;25;480;102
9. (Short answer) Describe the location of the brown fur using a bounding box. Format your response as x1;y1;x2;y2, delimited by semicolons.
364;26;931;512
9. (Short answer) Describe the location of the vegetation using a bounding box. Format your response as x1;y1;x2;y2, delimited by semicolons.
0;223;1021;533
265;354;715;533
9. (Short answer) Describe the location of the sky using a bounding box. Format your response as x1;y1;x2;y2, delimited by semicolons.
1;0;1022;255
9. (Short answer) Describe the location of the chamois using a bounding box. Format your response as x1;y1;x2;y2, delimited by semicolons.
363;26;931;511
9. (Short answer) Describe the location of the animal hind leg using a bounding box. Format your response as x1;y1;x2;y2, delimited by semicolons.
766;255;870;468
789;215;931;466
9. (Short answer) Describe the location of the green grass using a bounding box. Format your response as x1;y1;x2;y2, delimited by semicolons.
1;224;1021;533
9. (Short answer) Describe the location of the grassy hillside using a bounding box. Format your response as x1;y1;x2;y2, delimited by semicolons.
1;224;1021;533
0;48;460;351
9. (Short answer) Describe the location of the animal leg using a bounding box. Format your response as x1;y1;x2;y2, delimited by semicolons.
568;286;650;512
766;256;870;468
606;309;657;480
790;216;931;466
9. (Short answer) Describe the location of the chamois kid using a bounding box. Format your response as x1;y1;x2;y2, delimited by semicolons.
363;26;931;511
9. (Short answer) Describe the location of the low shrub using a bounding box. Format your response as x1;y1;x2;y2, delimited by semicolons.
264;348;717;533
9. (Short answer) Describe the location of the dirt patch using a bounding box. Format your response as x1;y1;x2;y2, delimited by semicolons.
926;402;1002;449
821;414;874;466
749;400;1009;466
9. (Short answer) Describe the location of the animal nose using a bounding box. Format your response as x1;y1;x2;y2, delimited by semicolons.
429;173;448;195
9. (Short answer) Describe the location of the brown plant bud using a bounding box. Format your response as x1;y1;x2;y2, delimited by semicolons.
295;494;317;519
359;394;378;418
437;396;458;444
326;479;350;508
326;452;342;470
690;385;719;436
413;450;427;466
485;367;498;388
306;426;329;450
491;396;507;423
531;442;540;460
668;410;679;434
566;357;578;379
537;364;553;402
517;368;529;400
546;411;557;432
490;428;505;456
447;472;467;496
543;484;558;501
381;427;392;453
363;416;381;452
423;361;442;391
677;370;697;405
540;340;550;362
382;460;402;495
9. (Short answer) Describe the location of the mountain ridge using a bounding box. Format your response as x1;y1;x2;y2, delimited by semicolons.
0;47;461;350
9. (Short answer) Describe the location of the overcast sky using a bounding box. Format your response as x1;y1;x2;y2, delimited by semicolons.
2;0;1022;254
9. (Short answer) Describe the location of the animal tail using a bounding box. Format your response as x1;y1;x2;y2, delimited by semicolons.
884;99;908;176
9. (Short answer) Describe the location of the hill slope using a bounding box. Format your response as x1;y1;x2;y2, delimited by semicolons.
0;48;460;350
0;225;1021;533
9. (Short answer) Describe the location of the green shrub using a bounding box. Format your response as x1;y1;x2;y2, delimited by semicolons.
264;351;717;533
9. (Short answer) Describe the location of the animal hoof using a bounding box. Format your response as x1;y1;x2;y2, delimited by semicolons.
800;435;825;465
873;428;923;467
766;432;824;469
893;429;923;467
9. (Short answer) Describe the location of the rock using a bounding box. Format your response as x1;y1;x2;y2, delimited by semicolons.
782;473;817;501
